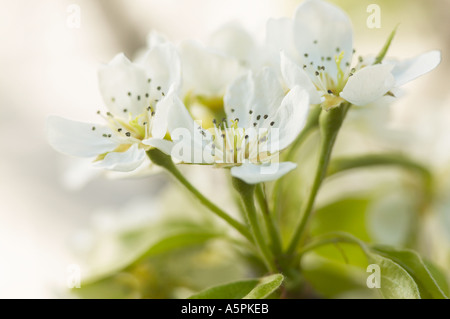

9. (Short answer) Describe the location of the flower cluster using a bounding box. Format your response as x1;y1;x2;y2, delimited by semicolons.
47;0;440;184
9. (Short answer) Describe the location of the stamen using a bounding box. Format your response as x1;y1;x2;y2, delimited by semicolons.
125;132;131;137
92;126;96;131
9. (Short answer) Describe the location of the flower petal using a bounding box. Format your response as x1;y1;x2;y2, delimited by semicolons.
224;67;284;128
231;162;297;184
46;115;118;158
140;43;181;101
293;0;353;81
207;22;257;67
94;144;146;172
180;40;244;96
280;52;322;104
142;137;173;155
391;50;441;87
264;86;310;152
340;64;395;106
266;17;298;62
167;95;213;164
98;53;150;118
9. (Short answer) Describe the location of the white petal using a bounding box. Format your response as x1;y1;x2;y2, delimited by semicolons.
146;30;169;49
264;86;310;152
150;84;176;139
224;72;253;127
98;53;150;117
340;64;395;106
280;52;322;104
94;144;146;172
266;17;298;62
391;50;441;87
46;116;118;158
293;0;353;81
142;138;173;155
224;68;284;128
231;162;297;184
140;43;181;101
207;22;256;67
180;40;244;96
167;96;213;164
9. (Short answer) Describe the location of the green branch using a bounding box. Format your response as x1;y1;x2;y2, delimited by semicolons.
147;149;253;243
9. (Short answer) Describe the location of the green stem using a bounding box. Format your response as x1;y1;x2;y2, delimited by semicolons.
146;149;253;243
256;184;283;256
232;177;277;272
286;104;350;256
327;153;433;194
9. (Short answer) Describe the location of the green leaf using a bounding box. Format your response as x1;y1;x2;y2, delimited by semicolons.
82;225;223;285
312;197;371;242
367;252;421;299
371;245;449;299
374;25;398;64
189;274;284;299
243;274;284;299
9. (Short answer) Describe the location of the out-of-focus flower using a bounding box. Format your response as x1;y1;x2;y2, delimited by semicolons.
47;43;180;172
165;67;310;184
267;0;441;109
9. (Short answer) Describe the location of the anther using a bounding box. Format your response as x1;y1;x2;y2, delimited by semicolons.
231;108;235;112
118;128;122;132
315;71;320;76
145;93;149;98
92;126;96;131
128;92;131;96
249;110;253;115
123;108;127;113
256;115;261;120
304;53;308;58
264;115;268;119
125;132;131;137
270;121;275;126
102;134;107;137
327;90;333;94
157;86;161;90
147;78;151;83
137;95;141;101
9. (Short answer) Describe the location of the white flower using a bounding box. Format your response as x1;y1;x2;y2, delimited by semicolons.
165;67;310;184
47;43;180;172
267;0;441;109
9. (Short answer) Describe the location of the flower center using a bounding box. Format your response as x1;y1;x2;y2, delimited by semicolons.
207;117;275;166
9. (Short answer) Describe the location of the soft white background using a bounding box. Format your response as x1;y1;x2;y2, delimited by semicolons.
0;0;448;298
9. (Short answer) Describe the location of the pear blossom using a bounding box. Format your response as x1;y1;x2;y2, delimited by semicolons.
47;43;180;172
267;0;441;109
165;67;310;184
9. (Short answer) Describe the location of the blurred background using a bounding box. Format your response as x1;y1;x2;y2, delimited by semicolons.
0;0;448;298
